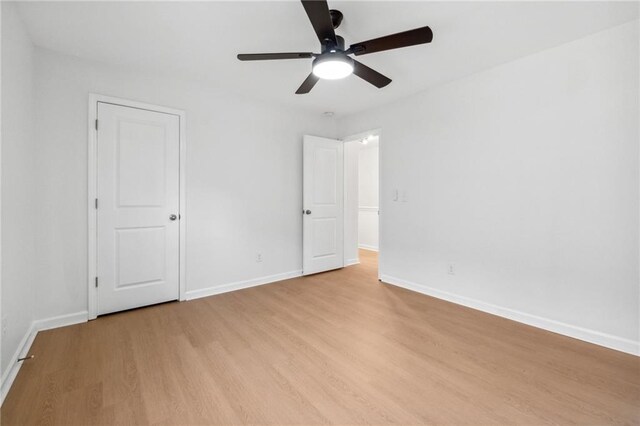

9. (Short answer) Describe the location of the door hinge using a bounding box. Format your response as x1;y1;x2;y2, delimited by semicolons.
95;277;98;288
95;198;98;209
95;119;99;131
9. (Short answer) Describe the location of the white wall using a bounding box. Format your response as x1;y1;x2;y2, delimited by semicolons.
358;141;379;251
338;21;640;353
1;2;36;377
32;48;336;319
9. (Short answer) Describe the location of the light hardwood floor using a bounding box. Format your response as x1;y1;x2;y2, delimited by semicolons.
2;250;639;425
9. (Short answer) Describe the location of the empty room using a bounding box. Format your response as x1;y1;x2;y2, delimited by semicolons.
1;1;639;424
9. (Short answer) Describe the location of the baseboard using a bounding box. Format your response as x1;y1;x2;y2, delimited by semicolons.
32;310;88;332
345;258;360;266
0;310;88;405
184;270;303;301
358;245;379;252
380;274;640;356
1;310;89;405
1;323;36;405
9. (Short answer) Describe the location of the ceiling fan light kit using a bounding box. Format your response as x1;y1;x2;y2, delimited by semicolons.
237;0;433;94
312;53;354;80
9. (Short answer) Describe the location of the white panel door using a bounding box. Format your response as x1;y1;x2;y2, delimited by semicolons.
97;102;180;315
303;135;344;275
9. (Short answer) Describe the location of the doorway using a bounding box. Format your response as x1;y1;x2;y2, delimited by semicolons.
87;95;187;319
301;131;381;277
344;130;380;277
356;135;379;253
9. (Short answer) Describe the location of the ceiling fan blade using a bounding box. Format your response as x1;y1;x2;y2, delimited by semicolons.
301;0;337;44
237;52;314;61
296;73;320;94
352;60;392;88
349;26;433;56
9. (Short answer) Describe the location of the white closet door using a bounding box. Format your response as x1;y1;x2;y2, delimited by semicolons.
96;102;180;315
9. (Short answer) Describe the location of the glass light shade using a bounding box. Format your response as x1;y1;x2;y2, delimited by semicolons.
312;54;354;80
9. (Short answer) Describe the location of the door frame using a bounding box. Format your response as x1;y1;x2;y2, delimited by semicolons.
342;128;382;280
87;94;187;320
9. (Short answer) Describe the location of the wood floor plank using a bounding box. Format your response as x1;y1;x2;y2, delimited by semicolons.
2;250;638;425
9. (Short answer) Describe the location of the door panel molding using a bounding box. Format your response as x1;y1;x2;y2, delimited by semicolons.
88;94;187;320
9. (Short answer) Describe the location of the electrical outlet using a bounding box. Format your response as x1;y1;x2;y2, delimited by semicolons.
393;189;399;201
448;263;455;275
256;253;263;263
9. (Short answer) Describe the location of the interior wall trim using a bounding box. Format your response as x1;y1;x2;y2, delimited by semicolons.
380;274;640;356
1;311;89;405
184;270;303;301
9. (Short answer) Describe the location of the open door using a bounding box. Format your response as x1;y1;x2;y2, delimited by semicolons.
303;135;344;275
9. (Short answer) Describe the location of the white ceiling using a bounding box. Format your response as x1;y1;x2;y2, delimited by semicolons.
16;1;639;117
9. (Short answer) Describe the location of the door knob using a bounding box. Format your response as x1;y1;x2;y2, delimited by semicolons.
305;210;312;215
169;214;177;221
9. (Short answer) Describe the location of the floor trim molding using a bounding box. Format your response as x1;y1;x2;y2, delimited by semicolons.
185;270;303;301
1;311;88;405
32;311;88;332
380;274;640;356
358;245;379;252
345;258;360;266
0;323;36;405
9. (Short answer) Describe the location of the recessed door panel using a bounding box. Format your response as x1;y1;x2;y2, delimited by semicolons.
312;218;337;258
116;227;165;288
117;121;166;207
313;148;337;205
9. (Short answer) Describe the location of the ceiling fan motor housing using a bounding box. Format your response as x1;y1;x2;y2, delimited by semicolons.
322;35;346;53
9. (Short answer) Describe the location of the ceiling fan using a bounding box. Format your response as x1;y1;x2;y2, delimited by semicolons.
237;0;433;94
